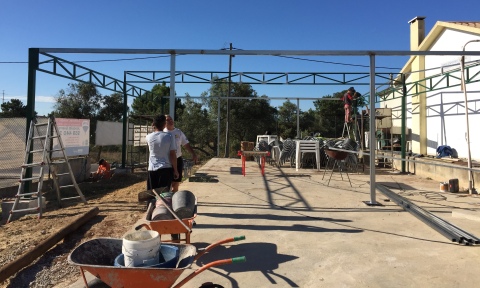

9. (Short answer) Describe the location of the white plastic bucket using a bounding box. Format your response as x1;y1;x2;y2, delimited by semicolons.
122;230;161;267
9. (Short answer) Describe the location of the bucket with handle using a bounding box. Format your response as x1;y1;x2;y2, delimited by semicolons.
151;205;174;220
151;192;175;220
115;244;179;268
440;182;448;192
172;190;196;219
122;230;161;267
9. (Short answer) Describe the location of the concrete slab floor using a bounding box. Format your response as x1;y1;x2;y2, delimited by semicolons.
71;158;480;288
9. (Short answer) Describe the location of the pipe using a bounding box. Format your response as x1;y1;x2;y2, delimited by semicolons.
377;185;480;245
377;185;460;242
460;39;480;194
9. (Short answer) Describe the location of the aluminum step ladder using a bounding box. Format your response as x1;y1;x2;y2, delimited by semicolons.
7;117;87;223
342;121;351;139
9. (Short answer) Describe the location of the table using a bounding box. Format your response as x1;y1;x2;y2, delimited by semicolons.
237;150;270;176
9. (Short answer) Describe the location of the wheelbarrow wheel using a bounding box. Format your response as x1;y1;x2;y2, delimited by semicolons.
199;282;224;288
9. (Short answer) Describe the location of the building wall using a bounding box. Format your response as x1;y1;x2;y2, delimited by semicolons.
425;28;480;160
383;27;480;160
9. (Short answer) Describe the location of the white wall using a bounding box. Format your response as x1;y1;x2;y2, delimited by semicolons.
382;28;480;160
425;29;480;160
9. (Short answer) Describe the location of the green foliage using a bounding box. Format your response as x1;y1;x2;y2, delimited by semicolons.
130;82;185;123
98;93;128;122
52;82;127;145
204;79;278;156
277;100;298;139
0;99;30;117
50;79;362;159
53;83;125;121
54;83;102;119
300;108;319;137
175;96;216;156
313;92;344;138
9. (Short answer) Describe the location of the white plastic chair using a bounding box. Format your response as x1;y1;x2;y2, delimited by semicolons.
295;140;320;171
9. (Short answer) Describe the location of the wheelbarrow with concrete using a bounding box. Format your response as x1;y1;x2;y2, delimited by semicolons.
68;235;246;288
137;189;197;243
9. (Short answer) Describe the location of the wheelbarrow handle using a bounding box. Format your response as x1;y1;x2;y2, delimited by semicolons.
172;256;246;288
194;235;245;261
134;223;151;231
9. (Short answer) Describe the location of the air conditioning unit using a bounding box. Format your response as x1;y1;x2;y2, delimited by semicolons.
376;117;392;129
375;108;392;118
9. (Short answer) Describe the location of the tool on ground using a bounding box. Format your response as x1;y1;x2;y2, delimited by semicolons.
7;116;87;223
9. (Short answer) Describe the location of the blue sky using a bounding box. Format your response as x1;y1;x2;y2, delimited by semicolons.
1;0;480;116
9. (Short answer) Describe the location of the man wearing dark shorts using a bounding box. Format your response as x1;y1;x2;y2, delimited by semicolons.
164;115;198;192
146;115;179;190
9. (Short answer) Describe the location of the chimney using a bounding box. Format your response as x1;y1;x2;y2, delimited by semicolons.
408;16;426;50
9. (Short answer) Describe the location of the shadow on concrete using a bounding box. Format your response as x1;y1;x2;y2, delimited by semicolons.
193;242;299;288
200;212;352;223
194;222;363;234
229;167;243;175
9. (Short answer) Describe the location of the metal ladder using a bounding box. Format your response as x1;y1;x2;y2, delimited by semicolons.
342;119;363;145
7;117;87;223
342;121;351;139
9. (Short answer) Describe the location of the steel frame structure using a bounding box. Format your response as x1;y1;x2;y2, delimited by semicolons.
26;48;480;204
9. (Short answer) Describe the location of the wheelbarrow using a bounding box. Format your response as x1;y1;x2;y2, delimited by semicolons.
135;214;197;244
68;236;246;288
137;189;198;244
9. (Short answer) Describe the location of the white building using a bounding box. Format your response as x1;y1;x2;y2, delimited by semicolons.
382;17;480;160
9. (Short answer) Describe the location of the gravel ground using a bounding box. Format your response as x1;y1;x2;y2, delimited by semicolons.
0;172;150;288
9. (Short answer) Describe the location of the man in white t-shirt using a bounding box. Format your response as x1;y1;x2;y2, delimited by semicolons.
164;115;198;192
146;115;178;190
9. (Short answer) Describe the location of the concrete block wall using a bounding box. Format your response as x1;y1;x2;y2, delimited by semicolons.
50;157;91;186
393;156;479;192
363;153;479;192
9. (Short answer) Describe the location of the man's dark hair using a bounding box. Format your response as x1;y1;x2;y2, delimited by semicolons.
152;115;167;130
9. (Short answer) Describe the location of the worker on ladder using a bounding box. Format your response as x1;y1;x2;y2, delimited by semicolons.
343;87;356;123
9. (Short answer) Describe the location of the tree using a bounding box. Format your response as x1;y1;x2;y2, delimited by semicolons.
53;83;102;119
0;99;30;118
205;79;277;156
98;93;127;122
300;108;319;137
130;82;184;123
52;82;130;145
175;95;216;156
277;100;299;139
313;93;344;138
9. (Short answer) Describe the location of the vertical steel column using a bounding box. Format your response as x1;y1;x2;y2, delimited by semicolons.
122;71;128;169
401;73;407;173
217;97;221;157
25;48;39;193
460;40;479;194
225;43;233;158
170;54;176;119
368;54;377;204
296;98;300;139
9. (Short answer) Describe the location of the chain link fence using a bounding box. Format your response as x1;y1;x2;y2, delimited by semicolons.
0;117;151;191
0;117;49;189
0;117;198;191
